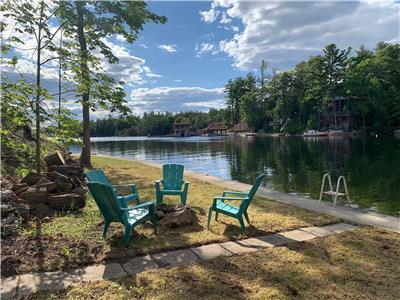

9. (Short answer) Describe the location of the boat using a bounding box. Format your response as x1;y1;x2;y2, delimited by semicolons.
302;130;328;137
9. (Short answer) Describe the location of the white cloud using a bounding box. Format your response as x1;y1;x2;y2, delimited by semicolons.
220;12;231;24
202;0;399;70
195;42;218;57
158;44;178;53
139;43;148;48
199;2;220;23
174;79;183;83
129;86;225;114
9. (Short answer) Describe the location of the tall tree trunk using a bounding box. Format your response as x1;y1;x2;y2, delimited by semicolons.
332;97;337;130
35;1;44;175
76;1;92;168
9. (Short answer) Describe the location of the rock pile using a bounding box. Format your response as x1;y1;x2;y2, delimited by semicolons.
0;151;87;237
157;204;197;227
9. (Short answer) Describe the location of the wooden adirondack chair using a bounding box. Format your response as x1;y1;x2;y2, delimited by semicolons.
155;164;190;205
207;174;265;234
86;169;139;207
87;182;157;245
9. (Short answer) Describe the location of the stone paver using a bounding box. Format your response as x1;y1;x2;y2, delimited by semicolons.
0;275;19;300
191;243;232;260
257;233;292;246
236;237;275;249
152;249;198;267
220;241;258;255
80;263;126;282
278;229;316;242
18;270;81;297
322;222;357;233
300;226;335;237
122;255;159;275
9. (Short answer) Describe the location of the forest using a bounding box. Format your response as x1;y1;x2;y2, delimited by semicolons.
90;42;400;137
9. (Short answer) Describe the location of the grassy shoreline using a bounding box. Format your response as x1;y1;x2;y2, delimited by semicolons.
3;156;339;276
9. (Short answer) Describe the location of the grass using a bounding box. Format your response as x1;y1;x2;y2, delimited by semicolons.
30;227;400;300
15;156;339;274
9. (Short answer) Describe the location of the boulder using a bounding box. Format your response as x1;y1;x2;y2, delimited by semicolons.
159;205;197;227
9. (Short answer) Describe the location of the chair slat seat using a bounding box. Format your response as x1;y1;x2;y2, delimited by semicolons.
156;164;190;205
207;174;265;234
86;181;157;245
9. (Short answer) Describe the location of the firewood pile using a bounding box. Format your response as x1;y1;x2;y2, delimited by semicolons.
0;151;87;237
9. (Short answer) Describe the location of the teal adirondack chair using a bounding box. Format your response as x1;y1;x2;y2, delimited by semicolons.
87;182;157;245
86;169;139;207
207;174;265;234
155;164;190;205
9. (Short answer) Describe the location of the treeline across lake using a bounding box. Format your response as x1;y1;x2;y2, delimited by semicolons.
90;42;400;137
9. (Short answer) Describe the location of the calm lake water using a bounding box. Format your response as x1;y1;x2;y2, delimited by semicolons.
71;136;400;216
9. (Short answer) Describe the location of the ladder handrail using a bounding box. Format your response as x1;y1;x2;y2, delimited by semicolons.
318;173;333;204
335;176;350;206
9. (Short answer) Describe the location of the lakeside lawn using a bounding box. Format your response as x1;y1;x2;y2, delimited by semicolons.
30;227;400;300
3;156;339;276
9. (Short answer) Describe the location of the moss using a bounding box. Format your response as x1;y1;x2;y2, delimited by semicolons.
31;227;400;300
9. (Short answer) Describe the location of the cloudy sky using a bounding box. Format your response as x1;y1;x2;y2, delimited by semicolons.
3;0;399;119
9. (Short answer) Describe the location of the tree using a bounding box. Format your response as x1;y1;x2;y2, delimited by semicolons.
260;59;268;88
58;1;167;167
322;44;351;129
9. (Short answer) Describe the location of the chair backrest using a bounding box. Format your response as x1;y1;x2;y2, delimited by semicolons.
85;169;112;186
162;164;184;190
240;173;265;212
87;182;126;224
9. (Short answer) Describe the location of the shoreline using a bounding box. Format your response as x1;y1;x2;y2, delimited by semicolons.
93;154;399;233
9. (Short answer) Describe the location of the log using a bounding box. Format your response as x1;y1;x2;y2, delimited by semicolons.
11;183;28;192
72;186;87;196
47;171;70;183
44;151;65;166
19;187;48;204
20;172;42;186
54;178;72;193
48;165;83;176
70;176;84;188
47;193;85;210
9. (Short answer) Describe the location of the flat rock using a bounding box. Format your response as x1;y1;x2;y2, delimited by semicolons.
122;255;158;275
322;223;357;233
278;229;316;242
236;238;275;249
191;243;232;260
300;226;334;237
80;263;126;282
256;234;291;246
220;241;258;255
152;249;198;267
0;275;18;300
18;270;81;297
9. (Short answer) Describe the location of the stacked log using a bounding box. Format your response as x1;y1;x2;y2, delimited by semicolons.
1;151;87;222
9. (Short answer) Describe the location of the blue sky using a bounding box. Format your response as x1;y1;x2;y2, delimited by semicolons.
3;0;399;118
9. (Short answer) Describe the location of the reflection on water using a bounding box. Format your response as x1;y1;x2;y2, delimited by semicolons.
70;136;400;216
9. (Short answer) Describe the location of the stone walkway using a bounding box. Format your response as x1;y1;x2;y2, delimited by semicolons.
1;222;357;299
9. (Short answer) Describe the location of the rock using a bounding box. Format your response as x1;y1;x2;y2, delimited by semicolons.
44;151;66;166
19;188;48;204
36;181;57;193
1;203;14;218
48;171;70;182
72;186;87;196
47;193;85;210
156;210;165;220
1;190;17;202
20;172;42;186
11;183;28;192
159;205;197;227
54;178;73;193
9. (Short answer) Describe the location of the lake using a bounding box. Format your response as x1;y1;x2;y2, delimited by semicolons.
70;136;400;216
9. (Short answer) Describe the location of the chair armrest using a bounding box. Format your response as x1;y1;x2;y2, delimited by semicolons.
222;191;248;197
120;201;154;211
213;196;249;201
113;183;137;187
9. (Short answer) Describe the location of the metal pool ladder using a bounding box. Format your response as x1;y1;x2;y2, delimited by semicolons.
318;173;350;206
